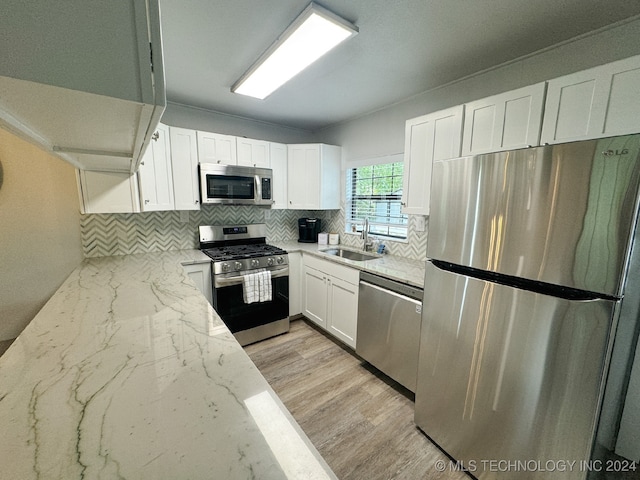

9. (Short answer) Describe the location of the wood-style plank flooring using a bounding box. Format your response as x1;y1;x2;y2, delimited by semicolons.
244;318;468;480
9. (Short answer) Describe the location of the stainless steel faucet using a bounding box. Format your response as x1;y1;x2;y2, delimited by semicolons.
362;218;373;251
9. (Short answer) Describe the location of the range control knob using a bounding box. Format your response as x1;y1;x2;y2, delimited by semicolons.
266;257;275;266
221;262;230;273
276;256;284;264
234;261;243;271
250;259;260;268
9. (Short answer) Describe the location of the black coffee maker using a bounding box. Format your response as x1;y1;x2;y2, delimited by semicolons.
298;218;322;243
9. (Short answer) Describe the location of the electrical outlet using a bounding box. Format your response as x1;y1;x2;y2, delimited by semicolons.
179;211;189;223
264;209;271;220
415;215;426;232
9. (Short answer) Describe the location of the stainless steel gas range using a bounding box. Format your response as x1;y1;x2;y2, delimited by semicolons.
199;224;289;346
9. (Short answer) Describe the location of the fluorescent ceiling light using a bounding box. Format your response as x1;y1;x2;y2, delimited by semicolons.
231;2;358;100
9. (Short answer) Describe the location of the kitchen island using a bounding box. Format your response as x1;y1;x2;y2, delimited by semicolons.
0;250;336;480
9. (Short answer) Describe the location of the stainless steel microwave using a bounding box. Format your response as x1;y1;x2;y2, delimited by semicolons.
199;164;273;206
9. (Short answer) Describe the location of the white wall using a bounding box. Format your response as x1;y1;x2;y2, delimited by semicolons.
0;127;83;341
162;102;317;144
316;18;640;161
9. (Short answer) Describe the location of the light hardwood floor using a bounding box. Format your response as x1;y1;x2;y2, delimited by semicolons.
244;318;469;480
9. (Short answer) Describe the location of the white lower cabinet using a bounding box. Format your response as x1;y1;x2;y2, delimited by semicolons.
182;262;212;306
302;255;358;348
288;251;302;316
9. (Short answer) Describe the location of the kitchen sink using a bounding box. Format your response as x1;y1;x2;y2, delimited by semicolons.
322;248;380;262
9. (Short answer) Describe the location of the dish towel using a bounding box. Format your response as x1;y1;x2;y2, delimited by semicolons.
242;269;272;304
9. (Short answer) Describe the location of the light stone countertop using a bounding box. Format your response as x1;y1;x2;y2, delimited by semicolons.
0;250;337;480
274;242;426;289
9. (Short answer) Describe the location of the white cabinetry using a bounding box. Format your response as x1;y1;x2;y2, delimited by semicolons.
402;106;463;216
237;138;270;168
182;262;213;306
288;252;302;316
287;144;341;210
169;127;200;210
302;255;358;348
462;83;545;155
197;132;237;165
138;124;174;211
541;55;640;145
270;142;288;209
77;170;140;214
0;0;165;173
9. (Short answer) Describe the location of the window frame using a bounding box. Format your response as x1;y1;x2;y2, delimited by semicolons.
346;162;408;240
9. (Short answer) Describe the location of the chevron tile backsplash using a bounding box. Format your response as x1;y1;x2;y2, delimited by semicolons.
81;206;427;260
81;207;333;257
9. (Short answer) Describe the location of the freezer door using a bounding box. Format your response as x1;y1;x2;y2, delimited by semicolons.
415;262;616;480
428;135;640;297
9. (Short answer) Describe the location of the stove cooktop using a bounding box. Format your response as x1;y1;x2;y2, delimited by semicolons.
202;243;287;262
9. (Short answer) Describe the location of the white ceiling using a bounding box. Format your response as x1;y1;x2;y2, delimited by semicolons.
159;0;640;132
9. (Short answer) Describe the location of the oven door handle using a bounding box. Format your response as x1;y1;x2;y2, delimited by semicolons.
214;266;289;288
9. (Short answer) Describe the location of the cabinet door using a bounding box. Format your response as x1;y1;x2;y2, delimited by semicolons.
169;127;200;210
237;138;270;168
138;124;174;211
303;265;328;328
462;83;545;155
288;144;320;209
182;262;213;306
327;276;358;349
541;55;640;144
288;252;302;316
78;170;140;214
402;106;463;216
270;142;288;209
196;131;237;165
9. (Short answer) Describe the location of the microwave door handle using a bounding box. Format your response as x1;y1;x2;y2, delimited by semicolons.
255;175;261;201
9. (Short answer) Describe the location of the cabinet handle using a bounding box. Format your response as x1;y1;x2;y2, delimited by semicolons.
152;131;159;142
195;200;199;204
144;199;150;204
401;202;406;206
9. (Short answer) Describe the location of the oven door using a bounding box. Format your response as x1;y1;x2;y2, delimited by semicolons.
212;266;289;334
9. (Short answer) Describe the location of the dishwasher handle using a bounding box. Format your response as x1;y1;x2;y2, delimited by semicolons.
360;281;423;307
359;271;423;301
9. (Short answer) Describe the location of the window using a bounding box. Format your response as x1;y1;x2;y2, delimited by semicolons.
346;162;408;239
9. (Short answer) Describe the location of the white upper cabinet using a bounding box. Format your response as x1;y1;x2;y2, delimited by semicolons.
541;55;640;145
138;124;174;212
197;131;237;166
288;144;341;210
402;106;464;216
0;0;165;173
77;170;140;214
270;142;288;209
237;138;271;168
169;127;200;210
462;83;545;155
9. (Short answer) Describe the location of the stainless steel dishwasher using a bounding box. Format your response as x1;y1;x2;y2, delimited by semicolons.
356;271;423;393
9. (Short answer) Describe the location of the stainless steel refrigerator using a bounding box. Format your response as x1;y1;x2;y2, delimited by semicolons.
415;135;640;479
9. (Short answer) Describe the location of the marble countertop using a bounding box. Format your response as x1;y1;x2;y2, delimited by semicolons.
274;242;426;289
0;250;336;480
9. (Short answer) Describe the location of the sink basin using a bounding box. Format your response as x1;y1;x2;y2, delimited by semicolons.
322;248;380;262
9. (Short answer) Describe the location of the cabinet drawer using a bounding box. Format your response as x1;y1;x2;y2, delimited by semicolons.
303;254;360;285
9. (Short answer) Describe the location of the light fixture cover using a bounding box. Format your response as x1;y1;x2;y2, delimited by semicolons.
232;2;358;100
